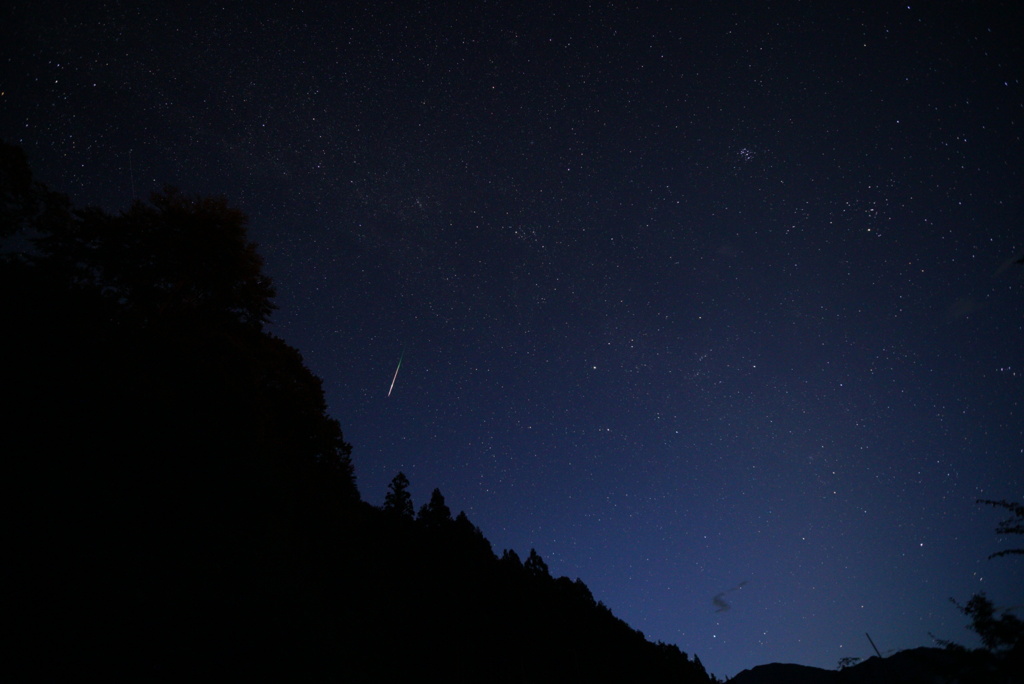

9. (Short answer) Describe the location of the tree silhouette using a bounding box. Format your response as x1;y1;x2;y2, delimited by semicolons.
501;548;523;568
0;142;38;237
383;472;414;519
32;187;276;328
3;141;716;682
978;499;1024;559
453;511;494;560
938;499;1024;676
951;593;1023;653
418;488;452;528
4;143;362;677
525;548;550;577
0;141;74;241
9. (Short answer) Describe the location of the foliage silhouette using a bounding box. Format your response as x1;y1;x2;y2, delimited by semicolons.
418;487;453;527
526;547;552;577
950;593;1023;654
977;499;1024;559
383;471;415;520
929;499;1024;681
837;656;862;670
501;548;524;568
3;141;713;682
954;499;1024;667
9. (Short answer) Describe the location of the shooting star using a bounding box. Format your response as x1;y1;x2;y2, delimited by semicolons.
387;349;404;397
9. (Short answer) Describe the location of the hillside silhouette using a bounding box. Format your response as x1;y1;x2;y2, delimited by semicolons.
3;142;713;682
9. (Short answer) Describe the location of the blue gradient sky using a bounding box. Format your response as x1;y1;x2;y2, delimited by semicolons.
3;2;1021;678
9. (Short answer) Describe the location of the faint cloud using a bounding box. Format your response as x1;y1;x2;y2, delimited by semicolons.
946;297;987;321
712;580;749;613
992;253;1024;280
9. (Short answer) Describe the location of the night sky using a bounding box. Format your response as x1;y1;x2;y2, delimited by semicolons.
3;1;1022;678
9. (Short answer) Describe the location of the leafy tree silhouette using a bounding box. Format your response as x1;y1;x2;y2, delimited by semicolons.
951;499;1024;657
32;187;276;328
837;656;862;670
933;498;1024;679
3;142;359;677
383;472;414;519
951;593;1023;654
977;499;1024;559
937;251;1024;674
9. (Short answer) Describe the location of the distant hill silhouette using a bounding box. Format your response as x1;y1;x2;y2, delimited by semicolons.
3;141;712;682
730;647;1020;684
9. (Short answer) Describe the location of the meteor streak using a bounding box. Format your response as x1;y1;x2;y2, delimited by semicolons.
387;349;404;397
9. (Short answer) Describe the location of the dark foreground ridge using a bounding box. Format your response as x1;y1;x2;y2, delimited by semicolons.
3;142;712;682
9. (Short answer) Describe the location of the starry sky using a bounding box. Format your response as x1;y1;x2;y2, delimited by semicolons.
3;1;1022;678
